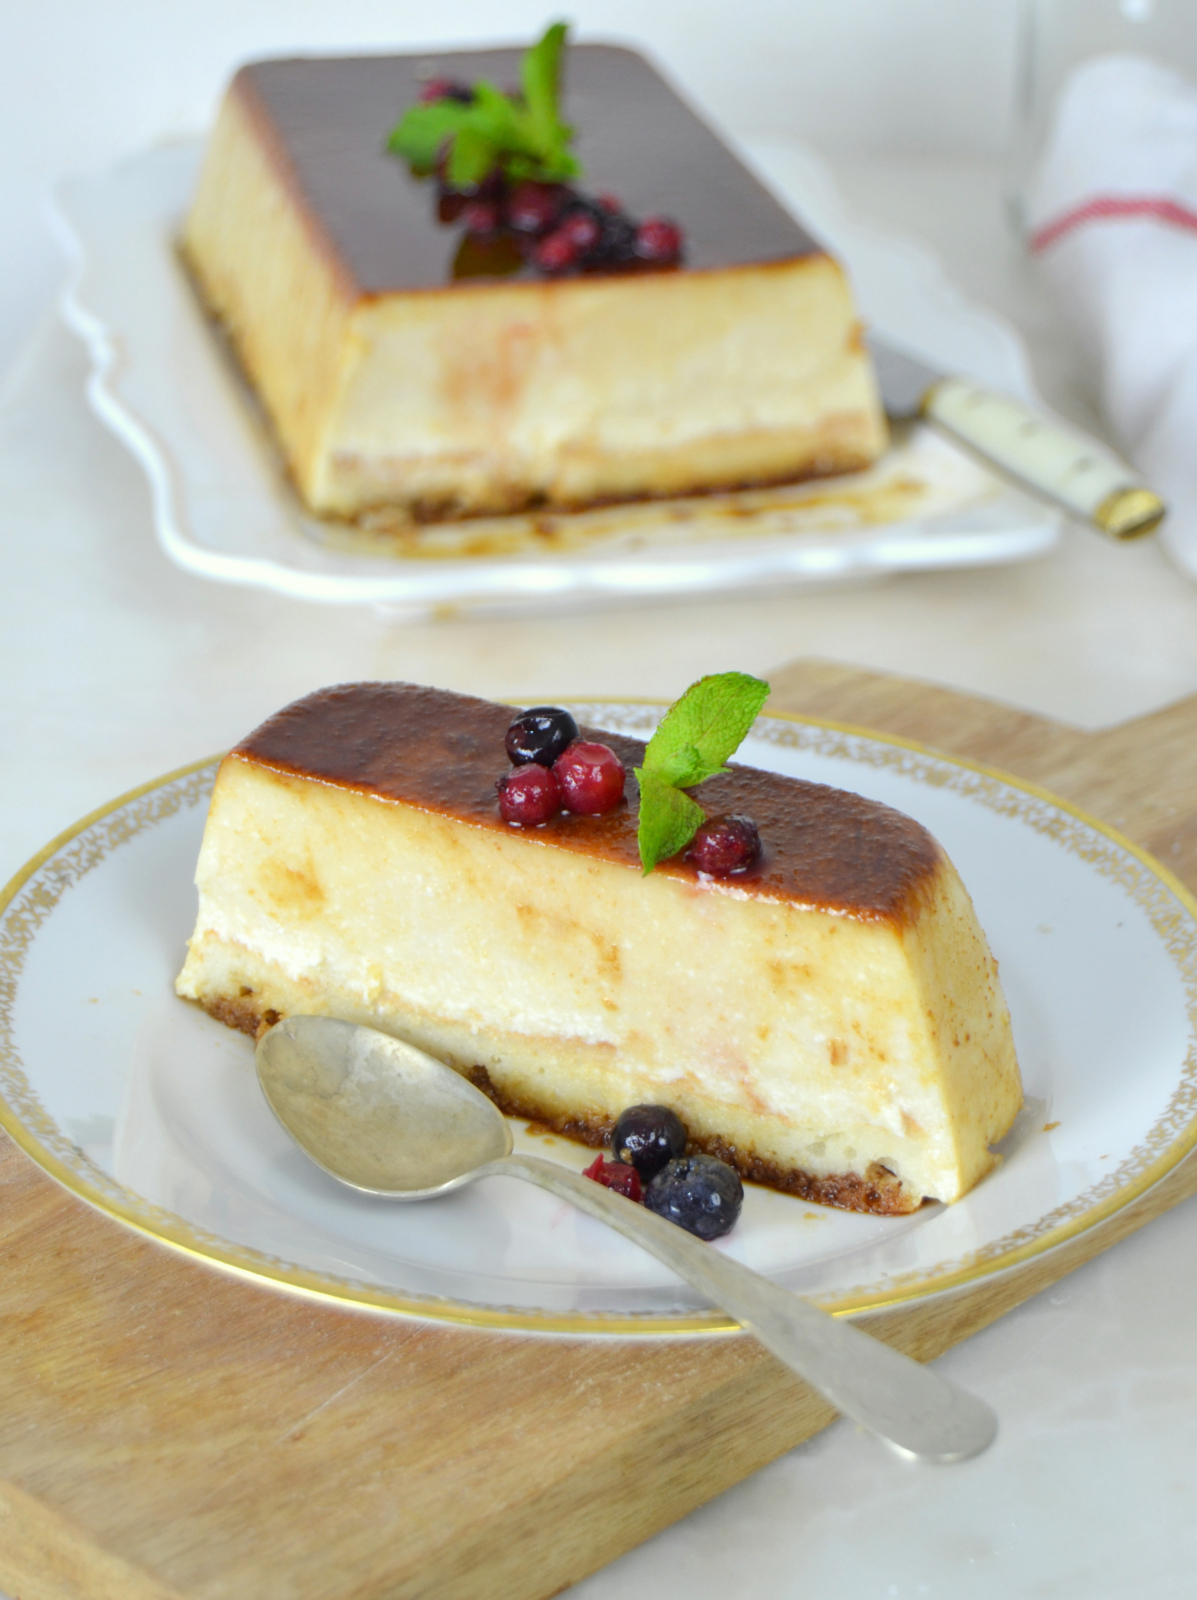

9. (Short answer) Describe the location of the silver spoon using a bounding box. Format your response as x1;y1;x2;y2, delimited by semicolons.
256;1015;996;1464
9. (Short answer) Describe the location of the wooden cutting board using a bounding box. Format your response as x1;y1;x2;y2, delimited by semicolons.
4;658;1197;1600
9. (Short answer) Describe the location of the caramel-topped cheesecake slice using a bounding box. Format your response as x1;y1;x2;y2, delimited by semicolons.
182;45;886;524
176;683;1021;1214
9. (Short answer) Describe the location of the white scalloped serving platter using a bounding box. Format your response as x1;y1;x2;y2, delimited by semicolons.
51;142;1058;614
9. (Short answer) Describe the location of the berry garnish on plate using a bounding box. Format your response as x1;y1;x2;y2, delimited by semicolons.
687;814;762;876
644;1154;744;1240
581;1103;745;1238
496;764;562;825
553;741;626;815
612;1104;687;1181
505;705;579;767
583;1155;643;1202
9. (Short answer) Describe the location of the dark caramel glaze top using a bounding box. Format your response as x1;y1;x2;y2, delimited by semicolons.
232;683;944;925
231;45;822;293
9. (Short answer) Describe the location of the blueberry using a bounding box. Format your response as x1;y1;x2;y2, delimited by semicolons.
590;209;638;267
505;706;579;767
612;1103;687;1180
645;1155;744;1240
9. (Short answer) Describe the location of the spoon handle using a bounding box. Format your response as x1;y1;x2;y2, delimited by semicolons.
487;1151;996;1463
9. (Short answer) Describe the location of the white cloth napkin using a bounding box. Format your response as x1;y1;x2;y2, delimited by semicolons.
1028;54;1197;578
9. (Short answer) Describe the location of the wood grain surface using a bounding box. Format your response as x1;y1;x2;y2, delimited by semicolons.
3;659;1197;1600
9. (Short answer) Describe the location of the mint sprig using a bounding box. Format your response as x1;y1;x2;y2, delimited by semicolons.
636;770;707;876
635;673;770;874
387;22;582;187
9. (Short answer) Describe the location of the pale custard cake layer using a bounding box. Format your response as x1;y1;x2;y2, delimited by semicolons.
182;48;887;523
176;684;1022;1215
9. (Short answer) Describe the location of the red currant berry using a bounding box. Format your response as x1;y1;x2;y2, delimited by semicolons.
634;216;683;264
687;814;762;876
506;180;567;234
496;764;562;826
461;198;502;235
561;209;602;252
583;1155;643;1202
419;77;455;102
533;227;581;273
597;191;623;214
553;741;626;815
420;78;473;104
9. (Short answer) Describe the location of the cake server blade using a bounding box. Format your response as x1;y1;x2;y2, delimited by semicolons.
868;334;1165;541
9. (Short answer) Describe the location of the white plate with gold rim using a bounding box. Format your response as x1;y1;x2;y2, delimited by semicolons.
51;143;1059;616
2;704;1194;1336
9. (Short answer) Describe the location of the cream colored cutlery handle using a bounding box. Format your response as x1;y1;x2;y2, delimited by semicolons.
925;378;1165;540
489;1152;996;1464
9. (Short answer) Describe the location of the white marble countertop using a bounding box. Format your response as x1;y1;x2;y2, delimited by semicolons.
4;25;1197;1600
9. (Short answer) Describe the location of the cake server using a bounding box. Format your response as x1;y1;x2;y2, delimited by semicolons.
870;336;1165;540
257;1015;998;1465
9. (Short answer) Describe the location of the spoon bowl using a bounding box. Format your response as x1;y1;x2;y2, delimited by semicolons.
258;1016;512;1194
257;1015;997;1464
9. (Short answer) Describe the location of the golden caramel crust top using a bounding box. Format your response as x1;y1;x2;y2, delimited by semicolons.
227;45;823;296
232;682;943;923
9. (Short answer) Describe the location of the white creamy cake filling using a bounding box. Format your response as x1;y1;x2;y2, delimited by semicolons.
178;757;1021;1209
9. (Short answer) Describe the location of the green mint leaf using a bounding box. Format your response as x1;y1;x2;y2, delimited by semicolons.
469;80;529;150
649;740;704;789
387;22;583;187
447;125;500;186
643;672;770;789
386;100;472;172
505;144;582;183
634;673;771;873
522;22;569;154
635;769;706;875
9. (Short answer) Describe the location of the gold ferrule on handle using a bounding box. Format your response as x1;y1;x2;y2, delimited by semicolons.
1094;487;1167;542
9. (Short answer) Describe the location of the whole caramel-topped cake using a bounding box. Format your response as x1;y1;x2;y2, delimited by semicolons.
182;35;887;524
176;683;1022;1214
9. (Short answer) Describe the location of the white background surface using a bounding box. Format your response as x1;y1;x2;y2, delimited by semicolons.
5;3;1197;1598
0;0;1026;374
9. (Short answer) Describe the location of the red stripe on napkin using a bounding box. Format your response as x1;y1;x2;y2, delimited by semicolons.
1030;195;1197;253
